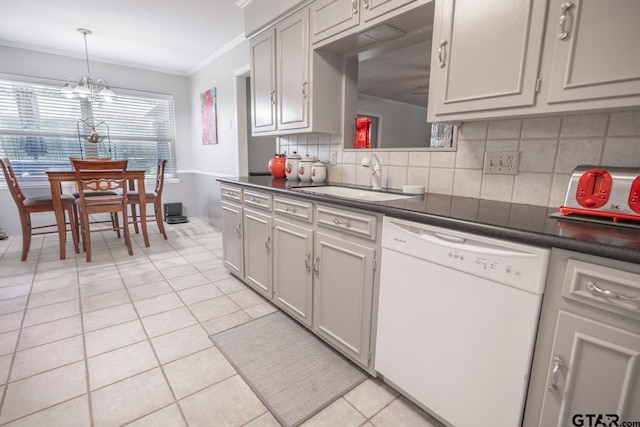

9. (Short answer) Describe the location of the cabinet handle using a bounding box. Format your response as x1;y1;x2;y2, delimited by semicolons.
270;90;276;105
332;217;351;228
313;257;320;276
352;0;358;14
363;0;370;9
547;356;564;392
235;224;241;237
438;40;448;68
250;196;260;203
305;253;311;271
265;236;271;252
302;81;308;99
558;2;573;40
284;205;297;214
586;281;640;304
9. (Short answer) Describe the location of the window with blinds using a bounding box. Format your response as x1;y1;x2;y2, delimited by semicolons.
0;77;177;184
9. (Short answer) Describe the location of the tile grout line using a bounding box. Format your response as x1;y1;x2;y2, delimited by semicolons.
107;229;192;427
0;255;38;424
77;242;98;427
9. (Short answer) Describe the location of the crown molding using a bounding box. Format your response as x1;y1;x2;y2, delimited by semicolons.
187;33;247;75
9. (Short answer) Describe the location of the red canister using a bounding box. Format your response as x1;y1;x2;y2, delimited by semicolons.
268;154;286;178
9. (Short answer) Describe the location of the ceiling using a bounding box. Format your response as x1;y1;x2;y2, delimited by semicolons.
358;39;432;107
0;0;431;105
0;0;246;76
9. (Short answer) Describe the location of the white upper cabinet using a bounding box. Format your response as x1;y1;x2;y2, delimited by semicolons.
276;10;310;130
310;0;427;47
428;0;640;122
427;0;548;121
251;13;307;135
250;29;277;133
250;8;342;136
361;0;417;22
310;0;360;44
544;0;640;105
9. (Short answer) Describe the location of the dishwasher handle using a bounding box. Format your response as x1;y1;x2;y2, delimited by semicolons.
387;222;535;258
434;232;466;244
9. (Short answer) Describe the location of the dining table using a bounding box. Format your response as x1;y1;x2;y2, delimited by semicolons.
46;169;149;260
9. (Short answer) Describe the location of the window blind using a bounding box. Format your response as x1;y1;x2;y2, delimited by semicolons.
0;77;177;184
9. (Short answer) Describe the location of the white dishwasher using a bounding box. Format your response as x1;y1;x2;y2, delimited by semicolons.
375;217;549;427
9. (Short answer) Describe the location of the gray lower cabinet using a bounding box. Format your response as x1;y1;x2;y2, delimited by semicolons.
221;201;244;277
272;217;314;326
220;186;380;373
313;231;375;368
539;311;640;427
243;208;272;298
524;249;640;427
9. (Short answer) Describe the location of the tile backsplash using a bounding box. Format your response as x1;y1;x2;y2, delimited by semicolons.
278;110;640;208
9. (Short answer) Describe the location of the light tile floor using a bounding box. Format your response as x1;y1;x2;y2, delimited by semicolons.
0;219;443;427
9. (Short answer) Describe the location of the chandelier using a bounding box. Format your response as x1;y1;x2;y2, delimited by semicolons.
60;28;115;102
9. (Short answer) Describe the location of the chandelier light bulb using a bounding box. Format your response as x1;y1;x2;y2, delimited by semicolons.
60;82;75;98
59;28;116;102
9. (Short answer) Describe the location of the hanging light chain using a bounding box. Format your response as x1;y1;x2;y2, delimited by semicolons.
81;28;93;79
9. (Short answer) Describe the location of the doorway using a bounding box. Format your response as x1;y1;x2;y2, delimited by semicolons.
235;68;276;177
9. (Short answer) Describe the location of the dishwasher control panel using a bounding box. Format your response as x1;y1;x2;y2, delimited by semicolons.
382;218;550;294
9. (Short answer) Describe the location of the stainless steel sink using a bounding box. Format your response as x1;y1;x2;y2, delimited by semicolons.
292;186;416;201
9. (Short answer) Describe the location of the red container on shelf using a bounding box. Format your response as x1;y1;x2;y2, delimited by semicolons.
354;117;372;149
268;154;286;178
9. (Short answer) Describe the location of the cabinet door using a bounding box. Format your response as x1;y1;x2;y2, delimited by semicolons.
221;202;244;277
428;0;547;119
243;208;272;298
276;9;309;130
539;311;640;427
272;219;313;326
361;0;416;22
250;28;277;133
313;232;375;367
546;0;640;104
310;0;360;44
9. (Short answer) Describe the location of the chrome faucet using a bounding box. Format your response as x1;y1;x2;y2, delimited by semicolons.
361;153;382;190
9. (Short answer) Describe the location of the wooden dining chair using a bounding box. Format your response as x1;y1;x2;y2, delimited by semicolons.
128;159;168;240
71;158;131;262
69;157;119;237
1;158;79;261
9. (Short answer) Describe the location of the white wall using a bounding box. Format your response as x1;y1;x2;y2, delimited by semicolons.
0;45;191;235
183;40;251;228
357;94;429;148
188;40;250;178
0;45;191;160
0;41;253;235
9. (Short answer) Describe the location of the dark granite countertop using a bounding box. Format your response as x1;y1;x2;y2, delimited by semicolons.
217;176;640;264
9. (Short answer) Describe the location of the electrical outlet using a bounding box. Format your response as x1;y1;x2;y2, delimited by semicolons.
483;151;520;175
330;150;338;165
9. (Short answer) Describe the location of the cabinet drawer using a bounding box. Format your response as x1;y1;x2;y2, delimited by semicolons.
316;204;376;240
244;189;273;211
562;259;640;321
273;196;313;222
221;184;243;203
